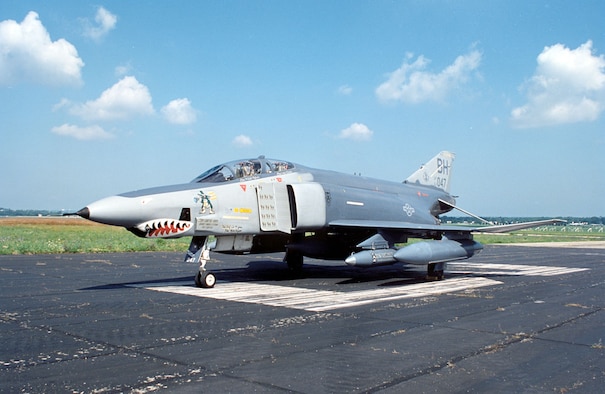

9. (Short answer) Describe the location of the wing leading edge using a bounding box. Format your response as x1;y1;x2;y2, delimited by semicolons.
472;219;566;233
329;218;565;235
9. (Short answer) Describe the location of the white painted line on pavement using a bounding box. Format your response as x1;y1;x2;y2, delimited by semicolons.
135;277;501;312
132;262;588;312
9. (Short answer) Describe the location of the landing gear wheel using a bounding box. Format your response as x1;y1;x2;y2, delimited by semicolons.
195;271;216;288
426;270;444;281
285;250;304;274
426;263;445;281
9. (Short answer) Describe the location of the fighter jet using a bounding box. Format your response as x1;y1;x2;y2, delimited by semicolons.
76;151;563;288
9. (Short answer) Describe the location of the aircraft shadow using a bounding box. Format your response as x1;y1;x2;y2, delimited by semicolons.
81;276;193;291
80;258;472;291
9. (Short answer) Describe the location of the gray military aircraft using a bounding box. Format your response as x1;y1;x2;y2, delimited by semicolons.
76;151;562;288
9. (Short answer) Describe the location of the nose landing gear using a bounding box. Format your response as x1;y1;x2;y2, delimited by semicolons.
195;270;216;288
186;236;216;288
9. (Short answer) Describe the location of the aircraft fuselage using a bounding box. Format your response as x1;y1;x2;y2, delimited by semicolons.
79;157;454;259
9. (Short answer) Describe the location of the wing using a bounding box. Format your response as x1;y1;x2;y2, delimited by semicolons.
472;219;566;233
329;218;565;236
329;219;474;240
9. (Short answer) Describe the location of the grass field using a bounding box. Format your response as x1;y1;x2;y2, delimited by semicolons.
1;217;604;255
0;217;190;255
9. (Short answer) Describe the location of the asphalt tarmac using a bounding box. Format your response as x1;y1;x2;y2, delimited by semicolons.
1;244;603;393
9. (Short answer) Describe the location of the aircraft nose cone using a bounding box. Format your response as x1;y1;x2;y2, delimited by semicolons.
82;195;153;227
76;207;90;219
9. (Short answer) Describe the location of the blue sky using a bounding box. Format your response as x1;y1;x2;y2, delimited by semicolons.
1;1;604;217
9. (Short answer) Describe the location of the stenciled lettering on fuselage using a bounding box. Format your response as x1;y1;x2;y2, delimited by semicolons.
196;218;219;231
233;207;252;214
222;224;243;233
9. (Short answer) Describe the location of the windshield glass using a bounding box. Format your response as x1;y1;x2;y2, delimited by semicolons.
191;165;234;183
192;157;295;183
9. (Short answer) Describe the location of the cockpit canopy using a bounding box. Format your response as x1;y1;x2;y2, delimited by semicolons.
191;156;295;183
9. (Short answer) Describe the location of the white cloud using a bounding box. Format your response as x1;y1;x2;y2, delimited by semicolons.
511;40;605;128
338;84;353;95
51;124;113;140
83;7;117;41
376;49;481;104
52;98;71;112
115;63;132;77
161;98;197;125
70;76;154;121
337;123;374;141
0;11;84;86
233;134;253;147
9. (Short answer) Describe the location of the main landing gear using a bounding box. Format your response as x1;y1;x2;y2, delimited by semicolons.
284;234;304;275
426;262;445;281
187;236;216;288
284;249;304;274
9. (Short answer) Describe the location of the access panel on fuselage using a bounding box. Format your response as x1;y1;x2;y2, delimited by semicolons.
255;182;327;233
257;182;293;233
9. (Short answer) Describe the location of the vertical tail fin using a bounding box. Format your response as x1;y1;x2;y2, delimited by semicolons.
404;151;455;193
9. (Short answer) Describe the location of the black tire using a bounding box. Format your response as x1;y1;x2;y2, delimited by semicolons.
285;250;304;273
427;263;445;281
195;271;216;288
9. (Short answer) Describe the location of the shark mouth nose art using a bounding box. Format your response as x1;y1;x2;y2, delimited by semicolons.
136;219;193;238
